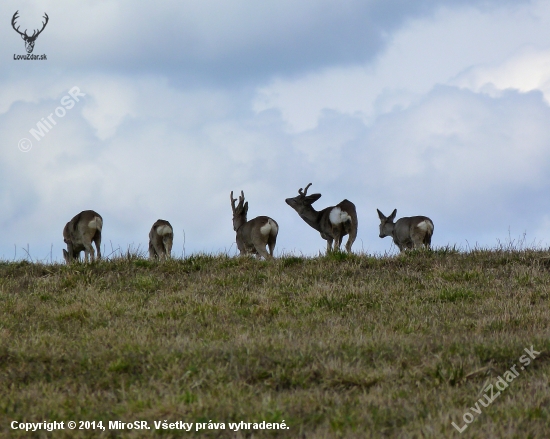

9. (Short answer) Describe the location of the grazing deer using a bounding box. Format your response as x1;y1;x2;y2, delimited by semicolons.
63;210;103;263
377;209;434;252
149;219;174;260
230;191;278;259
285;183;358;253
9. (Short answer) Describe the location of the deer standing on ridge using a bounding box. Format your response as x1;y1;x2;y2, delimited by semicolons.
149;219;174;260
285;183;358;253
63;210;102;263
230;191;278;259
377;209;434;252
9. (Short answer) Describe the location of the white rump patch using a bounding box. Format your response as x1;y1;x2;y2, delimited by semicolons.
156;225;173;236
417;220;433;233
260;222;272;235
329;207;351;225
88;217;103;231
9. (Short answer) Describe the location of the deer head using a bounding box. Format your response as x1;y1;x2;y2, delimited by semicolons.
284;183;322;214
230;190;248;231
377;208;397;239
12;11;49;54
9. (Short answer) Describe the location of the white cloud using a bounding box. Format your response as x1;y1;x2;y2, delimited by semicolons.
80;80;137;140
450;46;550;104
2;0;530;84
5;76;550;259
253;0;550;132
2;0;550;261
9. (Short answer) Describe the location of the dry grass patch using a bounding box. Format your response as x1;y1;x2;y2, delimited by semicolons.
0;250;549;438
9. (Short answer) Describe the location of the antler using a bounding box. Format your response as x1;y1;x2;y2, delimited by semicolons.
30;13;49;40
298;183;312;196
236;190;245;213
230;191;237;213
11;11;49;40
230;190;246;213
11;11;25;37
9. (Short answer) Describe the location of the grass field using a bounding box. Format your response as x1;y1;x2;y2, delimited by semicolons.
0;248;549;438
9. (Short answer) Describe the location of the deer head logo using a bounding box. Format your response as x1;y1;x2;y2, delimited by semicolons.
11;11;49;54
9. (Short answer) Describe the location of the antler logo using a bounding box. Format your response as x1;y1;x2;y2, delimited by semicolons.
11;11;49;54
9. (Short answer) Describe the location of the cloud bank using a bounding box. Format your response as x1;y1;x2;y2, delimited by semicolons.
1;0;550;260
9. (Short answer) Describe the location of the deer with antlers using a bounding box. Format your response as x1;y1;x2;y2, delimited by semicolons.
285;183;358;253
11;11;49;54
230;191;278;259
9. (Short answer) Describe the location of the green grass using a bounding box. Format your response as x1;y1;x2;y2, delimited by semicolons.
0;249;549;438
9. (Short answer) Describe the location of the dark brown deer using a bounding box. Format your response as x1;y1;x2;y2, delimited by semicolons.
285;183;358;253
377;209;434;252
230;191;278;259
11;11;49;54
149;219;174;260
63;210;102;263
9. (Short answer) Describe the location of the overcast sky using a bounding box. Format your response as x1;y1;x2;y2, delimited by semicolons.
2;0;550;261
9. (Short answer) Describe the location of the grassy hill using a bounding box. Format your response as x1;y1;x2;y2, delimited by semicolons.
0;248;549;438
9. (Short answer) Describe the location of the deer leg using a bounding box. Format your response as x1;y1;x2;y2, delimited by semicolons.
83;242;95;262
268;235;277;257
157;243;167;260
326;238;333;253
333;233;342;251
423;231;432;248
162;239;172;259
94;232;102;260
345;238;353;253
246;235;268;259
254;244;272;260
150;236;166;260
411;231;425;249
149;241;157;259
345;223;357;253
236;238;249;257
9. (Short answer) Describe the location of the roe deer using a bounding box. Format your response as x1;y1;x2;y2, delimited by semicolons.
149;219;174;260
63;210;103;263
230;190;278;259
285;183;358;253
377;209;434;252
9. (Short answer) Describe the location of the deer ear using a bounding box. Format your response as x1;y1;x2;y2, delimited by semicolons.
377;209;385;220
389;209;397;221
305;193;322;204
